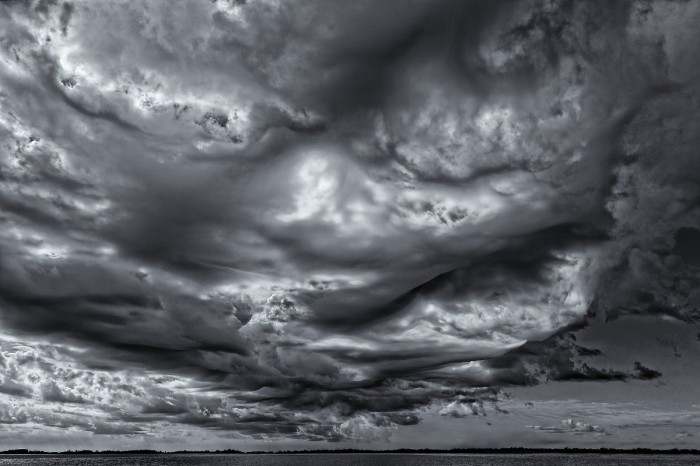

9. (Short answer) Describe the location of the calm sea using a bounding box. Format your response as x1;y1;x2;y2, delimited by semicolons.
0;454;698;466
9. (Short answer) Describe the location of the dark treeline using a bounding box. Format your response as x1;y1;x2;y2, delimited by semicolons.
1;448;699;455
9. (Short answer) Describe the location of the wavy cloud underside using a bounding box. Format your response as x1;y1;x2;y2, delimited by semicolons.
0;0;699;448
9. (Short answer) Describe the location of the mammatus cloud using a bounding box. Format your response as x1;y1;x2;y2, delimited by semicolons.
0;0;699;447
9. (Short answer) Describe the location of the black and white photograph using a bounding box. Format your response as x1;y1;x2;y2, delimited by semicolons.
1;0;699;464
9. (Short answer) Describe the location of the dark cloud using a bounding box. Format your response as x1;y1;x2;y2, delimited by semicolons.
0;380;33;398
633;362;662;380
58;3;74;37
0;0;699;447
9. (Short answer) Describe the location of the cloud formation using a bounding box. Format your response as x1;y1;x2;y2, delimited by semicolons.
528;418;608;436
0;0;699;447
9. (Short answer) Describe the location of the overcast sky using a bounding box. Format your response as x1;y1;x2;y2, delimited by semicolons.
1;0;700;452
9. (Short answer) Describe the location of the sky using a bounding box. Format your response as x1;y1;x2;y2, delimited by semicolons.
0;0;700;452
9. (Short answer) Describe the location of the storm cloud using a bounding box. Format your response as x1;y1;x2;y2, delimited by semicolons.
0;0;699;449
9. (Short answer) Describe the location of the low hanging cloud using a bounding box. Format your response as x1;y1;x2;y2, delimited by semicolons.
528;418;608;436
0;0;699;446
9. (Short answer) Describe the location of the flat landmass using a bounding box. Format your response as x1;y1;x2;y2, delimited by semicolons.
1;448;698;455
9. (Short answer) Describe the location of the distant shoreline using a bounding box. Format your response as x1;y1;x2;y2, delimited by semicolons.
2;448;699;455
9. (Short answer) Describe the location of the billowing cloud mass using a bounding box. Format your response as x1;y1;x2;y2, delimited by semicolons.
0;0;699;450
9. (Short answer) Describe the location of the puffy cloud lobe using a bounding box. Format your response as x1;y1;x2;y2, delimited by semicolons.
528;418;608;436
0;0;699;444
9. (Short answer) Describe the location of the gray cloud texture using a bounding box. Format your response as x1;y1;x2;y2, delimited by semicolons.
0;0;699;446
